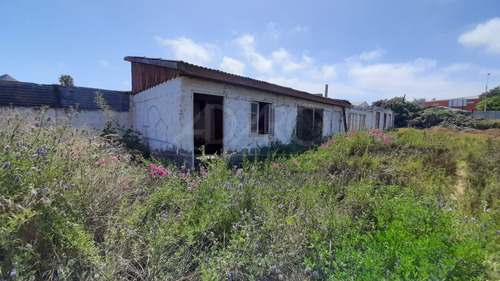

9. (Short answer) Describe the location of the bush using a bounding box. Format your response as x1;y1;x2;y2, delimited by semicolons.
409;107;485;129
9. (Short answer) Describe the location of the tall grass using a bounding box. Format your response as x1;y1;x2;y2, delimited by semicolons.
1;110;498;280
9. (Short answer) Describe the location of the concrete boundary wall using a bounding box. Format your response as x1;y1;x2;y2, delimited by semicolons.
472;111;500;120
0;106;131;131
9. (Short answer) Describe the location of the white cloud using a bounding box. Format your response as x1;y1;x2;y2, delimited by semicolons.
153;33;486;104
155;36;219;65
98;60;109;67
271;48;313;73
292;26;309;33
235;34;273;74
306;65;338;81
340;57;485;102
359;49;384;61
220;57;245;75
458;18;500;54
265;22;280;40
348;58;437;89
443;63;471;73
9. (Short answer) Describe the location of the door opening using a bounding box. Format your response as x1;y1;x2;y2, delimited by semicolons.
193;93;223;155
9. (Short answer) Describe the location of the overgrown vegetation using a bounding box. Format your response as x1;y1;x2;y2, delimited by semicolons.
374;96;500;130
1;109;499;280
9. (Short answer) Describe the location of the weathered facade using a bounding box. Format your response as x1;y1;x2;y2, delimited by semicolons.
348;102;394;131
125;57;352;165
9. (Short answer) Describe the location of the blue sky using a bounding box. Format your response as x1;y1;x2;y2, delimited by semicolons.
1;0;500;103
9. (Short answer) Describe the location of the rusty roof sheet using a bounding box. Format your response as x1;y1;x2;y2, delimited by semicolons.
124;56;351;108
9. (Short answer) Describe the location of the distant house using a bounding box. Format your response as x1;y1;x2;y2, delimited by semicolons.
424;96;481;111
348;101;394;131
351;101;369;110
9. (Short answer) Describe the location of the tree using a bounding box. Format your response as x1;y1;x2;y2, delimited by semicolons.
372;96;422;127
476;96;500;111
479;86;500;99
59;75;74;86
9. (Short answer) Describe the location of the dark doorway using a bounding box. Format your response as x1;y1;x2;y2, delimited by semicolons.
296;107;323;144
193;93;223;155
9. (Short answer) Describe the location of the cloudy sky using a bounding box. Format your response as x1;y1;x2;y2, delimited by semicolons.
1;0;499;103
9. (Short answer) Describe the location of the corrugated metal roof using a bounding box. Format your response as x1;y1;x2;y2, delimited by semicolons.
124;56;351;108
0;74;18;82
0;80;130;111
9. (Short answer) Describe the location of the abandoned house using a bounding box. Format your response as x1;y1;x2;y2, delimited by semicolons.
124;57;357;165
1;57;394;166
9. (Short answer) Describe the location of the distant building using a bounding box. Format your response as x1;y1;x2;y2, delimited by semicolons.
424;96;481;111
348;101;394;131
0;74;18;82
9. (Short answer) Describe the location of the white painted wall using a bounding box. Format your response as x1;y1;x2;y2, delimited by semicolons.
131;77;347;164
181;77;345;153
346;107;394;130
130;78;185;154
0;106;130;131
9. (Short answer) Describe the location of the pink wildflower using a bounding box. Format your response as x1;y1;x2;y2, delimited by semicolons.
181;165;186;171
273;163;279;168
181;173;187;180
236;168;243;174
293;158;300;165
344;134;348;138
350;130;355;136
96;158;108;165
110;155;118;162
192;180;199;188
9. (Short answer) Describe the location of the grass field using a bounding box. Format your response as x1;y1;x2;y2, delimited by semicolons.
1;109;499;280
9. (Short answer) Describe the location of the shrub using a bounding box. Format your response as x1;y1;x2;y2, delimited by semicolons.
409;107;485;130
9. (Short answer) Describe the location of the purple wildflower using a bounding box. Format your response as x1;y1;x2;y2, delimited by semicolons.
318;247;322;252
10;268;17;278
14;175;21;184
38;188;48;194
26;243;32;248
313;271;318;276
34;121;40;127
226;272;232;280
46;116;52;122
2;161;10;169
